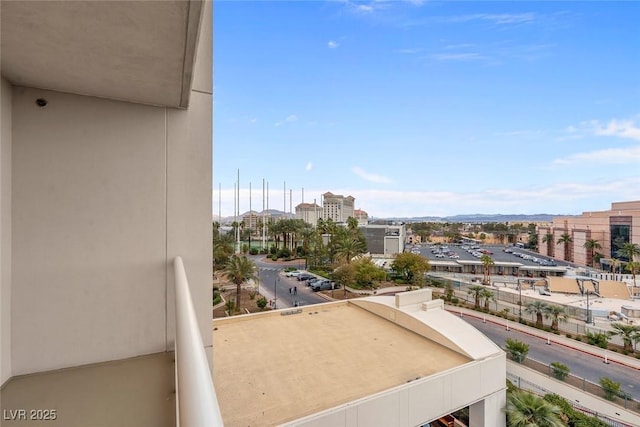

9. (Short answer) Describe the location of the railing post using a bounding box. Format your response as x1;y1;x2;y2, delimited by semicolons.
174;256;224;427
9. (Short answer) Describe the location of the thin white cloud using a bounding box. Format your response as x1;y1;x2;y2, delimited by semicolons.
328;40;340;49
305;162;313;171
552;146;640;166
274;114;299;127
590;117;640;141
554;115;640;160
429;52;485;61
351;166;393;184
446;13;537;25
397;48;422;54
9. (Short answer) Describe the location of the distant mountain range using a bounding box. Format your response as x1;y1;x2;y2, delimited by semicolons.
372;214;571;223
216;211;570;224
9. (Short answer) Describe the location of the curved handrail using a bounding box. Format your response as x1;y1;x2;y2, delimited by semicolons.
174;256;224;426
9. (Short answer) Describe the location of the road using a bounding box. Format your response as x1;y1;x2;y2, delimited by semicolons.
252;256;327;309
460;314;640;400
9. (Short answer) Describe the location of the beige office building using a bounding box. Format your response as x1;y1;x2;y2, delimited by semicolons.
1;2;216;426
538;200;640;268
322;191;355;223
295;202;323;227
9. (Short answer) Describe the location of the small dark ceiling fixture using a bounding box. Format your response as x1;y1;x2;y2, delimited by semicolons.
36;98;48;107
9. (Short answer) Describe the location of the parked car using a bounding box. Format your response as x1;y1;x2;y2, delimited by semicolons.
297;273;314;281
312;280;335;291
285;270;301;277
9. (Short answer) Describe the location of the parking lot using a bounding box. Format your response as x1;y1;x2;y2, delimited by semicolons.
410;243;571;278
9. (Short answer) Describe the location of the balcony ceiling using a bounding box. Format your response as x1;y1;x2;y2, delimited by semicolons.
1;1;203;108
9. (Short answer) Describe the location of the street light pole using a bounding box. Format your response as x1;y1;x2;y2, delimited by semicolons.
518;279;522;323
274;276;278;309
586;291;590;325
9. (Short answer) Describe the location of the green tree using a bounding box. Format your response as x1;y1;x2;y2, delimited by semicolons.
550;362;570;381
625;261;640;286
333;234;366;265
352;257;387;289
617;242;640;263
480;288;495;310
346;216;359;232
213;232;235;270
542;233;555;257
543;304;567;331
467;285;485;309
556;233;572;261
222;255;258;311
525;301;548;328
332;263;356;289
505;338;530;364
391;252;430;285
480;254;494;285
609;323;640;352
583;239;602;268
599;377;621;401
506;391;564;427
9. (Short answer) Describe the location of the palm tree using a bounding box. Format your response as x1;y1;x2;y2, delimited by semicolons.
541;233;555;257
611;258;620;280
346;216;359;233
625;261;640;287
506;390;564;427
583;239;602;268
480;254;494;285
543;304;567;331
609;323;640;353
618;242;640;285
480;289;495;310
617;242;640;263
222;255;258;310
556;233;572;262
467;285;485;309
334;235;366;265
525;301;548;328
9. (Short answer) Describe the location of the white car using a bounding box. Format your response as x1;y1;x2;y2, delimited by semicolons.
285;270;301;277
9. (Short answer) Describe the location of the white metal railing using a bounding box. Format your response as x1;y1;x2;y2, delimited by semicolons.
174;256;224;426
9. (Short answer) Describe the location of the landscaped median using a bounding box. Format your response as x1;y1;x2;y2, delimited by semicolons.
446;305;640;371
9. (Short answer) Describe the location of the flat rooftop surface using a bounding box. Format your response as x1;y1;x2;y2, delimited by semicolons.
213;301;470;427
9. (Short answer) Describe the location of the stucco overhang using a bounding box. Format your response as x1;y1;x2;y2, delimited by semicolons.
1;0;204;108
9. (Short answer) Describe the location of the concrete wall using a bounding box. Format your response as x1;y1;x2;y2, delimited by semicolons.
0;77;12;385
166;0;213;365
11;68;211;374
285;356;506;427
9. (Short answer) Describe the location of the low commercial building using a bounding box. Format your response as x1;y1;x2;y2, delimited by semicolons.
213;289;506;427
537;200;640;268
361;224;406;256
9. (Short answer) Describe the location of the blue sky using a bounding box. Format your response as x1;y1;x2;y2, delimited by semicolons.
214;1;640;219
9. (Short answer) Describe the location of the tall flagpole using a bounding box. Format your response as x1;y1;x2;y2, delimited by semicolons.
262;179;265;250
249;181;252;251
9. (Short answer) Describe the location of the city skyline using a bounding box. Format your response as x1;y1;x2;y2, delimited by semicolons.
214;1;640;218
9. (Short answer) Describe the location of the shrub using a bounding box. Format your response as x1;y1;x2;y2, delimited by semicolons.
566;333;572;339
599;377;621;401
276;248;292;259
506;338;529;363
451;297;459;304
550;362;570;380
575;336;582;342
585;331;609;348
256;296;267;310
249;247;259;255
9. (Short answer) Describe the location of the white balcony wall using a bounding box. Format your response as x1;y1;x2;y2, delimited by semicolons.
10;76;211;375
1;77;13;385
